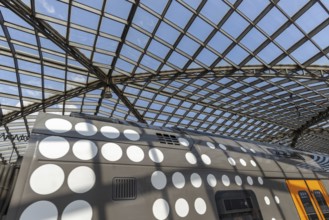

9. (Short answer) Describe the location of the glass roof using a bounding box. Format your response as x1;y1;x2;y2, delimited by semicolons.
1;0;329;162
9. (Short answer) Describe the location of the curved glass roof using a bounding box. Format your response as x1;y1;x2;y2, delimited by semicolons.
1;0;329;162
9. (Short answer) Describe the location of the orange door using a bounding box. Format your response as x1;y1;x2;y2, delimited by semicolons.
286;180;329;220
306;180;329;220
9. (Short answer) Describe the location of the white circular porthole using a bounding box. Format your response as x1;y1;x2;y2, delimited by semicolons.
178;138;189;147
206;142;215;149
153;199;169;220
222;175;230;187
62;200;93;220
20;201;58;220
175;198;189;217
201;154;211;165
151;171;167;190
264;196;271;205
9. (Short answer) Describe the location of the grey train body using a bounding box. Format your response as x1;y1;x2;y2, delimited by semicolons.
6;113;329;219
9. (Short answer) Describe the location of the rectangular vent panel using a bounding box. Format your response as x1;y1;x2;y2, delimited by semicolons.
156;133;180;145
113;177;136;200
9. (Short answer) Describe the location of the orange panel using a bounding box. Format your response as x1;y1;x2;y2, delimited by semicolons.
286;180;322;220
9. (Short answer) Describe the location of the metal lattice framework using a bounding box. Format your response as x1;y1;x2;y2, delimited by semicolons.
1;0;329;162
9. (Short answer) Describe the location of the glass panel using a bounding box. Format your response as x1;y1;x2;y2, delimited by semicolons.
156;22;180;44
148;40;170;59
177;36;199;56
133;8;158;33
127;28;149;48
291;41;320;63
140;0;167;14
200;0;229;24
188;17;213;42
35;0;68;20
258;8;287;36
165;1;192;29
222;12;249;38
241;28;266;51
96;36;118;52
238;0;269;21
69;29;95;46
71;6;100;29
208;32;232;54
105;0;132;20
226;45;249;65
278;0;308;17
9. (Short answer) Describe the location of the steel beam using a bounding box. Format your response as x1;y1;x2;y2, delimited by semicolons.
108;84;146;123
0;80;105;126
114;65;329;84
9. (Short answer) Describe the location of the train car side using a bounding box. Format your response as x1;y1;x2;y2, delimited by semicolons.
5;113;329;220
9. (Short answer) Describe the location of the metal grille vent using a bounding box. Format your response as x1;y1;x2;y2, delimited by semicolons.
156;133;180;145
113;177;136;200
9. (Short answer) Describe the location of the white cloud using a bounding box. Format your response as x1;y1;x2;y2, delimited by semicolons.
15;101;33;107
70;74;86;83
38;0;55;14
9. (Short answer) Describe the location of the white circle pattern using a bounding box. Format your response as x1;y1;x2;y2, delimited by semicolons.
67;166;96;193
191;173;202;188
126;145;144;162
258;177;264;185
178;138;189;147
75;122;97;136
153;199;169;220
45;118;72;133
228;157;236;166
194;198;207;215
275;196;280;204
264;196;270;205
185;152;197;165
149;148;164;163
101;143;122;161
72;140;98;160
222;175;230;187
235;176;242;186
247;176;253;185
172;172;185;189
207;174;217;187
151;171;167;190
250;160;257;167
123;129;140;141
30;164;64;195
201;154;211;165
219;143;227;150
175;198;189;217
20;201;58;220
39;136;69;159
100;126;120;139
240;158;247;166
240;147;247;152
206;142;215;149
62;200;93;220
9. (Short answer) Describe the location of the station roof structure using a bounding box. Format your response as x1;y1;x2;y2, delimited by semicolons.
1;0;329;163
